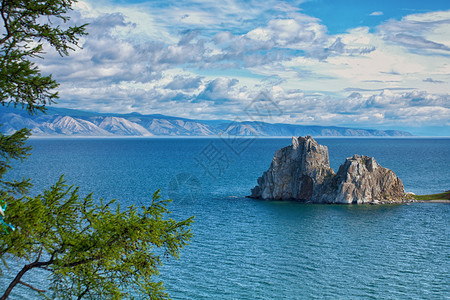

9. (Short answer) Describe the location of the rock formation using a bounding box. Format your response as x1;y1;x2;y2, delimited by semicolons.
250;136;406;204
250;136;334;201
317;154;406;204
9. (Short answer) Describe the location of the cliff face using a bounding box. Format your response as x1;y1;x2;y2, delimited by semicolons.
250;136;406;204
317;155;406;204
250;136;334;201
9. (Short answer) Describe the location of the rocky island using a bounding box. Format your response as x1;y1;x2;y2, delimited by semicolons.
249;136;407;204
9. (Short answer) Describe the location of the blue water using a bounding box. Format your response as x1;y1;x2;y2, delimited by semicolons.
3;138;450;299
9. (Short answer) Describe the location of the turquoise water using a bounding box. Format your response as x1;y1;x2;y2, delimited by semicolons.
3;138;450;299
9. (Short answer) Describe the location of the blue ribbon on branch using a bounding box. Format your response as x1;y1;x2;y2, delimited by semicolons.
0;202;15;234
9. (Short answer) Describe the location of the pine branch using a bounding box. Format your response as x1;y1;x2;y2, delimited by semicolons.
18;281;46;293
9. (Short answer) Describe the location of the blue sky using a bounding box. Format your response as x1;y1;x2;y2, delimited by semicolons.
38;0;450;135
301;0;450;33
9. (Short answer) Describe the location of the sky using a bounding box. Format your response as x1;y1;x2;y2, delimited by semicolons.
38;0;450;135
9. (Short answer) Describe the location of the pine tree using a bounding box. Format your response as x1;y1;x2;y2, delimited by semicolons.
0;1;193;298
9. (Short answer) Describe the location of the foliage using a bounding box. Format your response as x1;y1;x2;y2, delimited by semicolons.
1;179;194;299
0;129;194;299
0;127;32;195
0;0;194;299
0;127;32;236
0;0;87;114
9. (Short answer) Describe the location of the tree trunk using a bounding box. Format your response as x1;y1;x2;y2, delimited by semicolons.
0;263;32;300
1;259;52;299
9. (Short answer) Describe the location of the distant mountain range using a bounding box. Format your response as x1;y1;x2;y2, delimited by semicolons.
0;106;413;137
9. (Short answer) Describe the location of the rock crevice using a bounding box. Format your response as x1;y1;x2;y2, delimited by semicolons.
250;136;406;204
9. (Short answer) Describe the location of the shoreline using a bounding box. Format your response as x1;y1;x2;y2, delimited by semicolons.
408;191;450;203
415;199;450;203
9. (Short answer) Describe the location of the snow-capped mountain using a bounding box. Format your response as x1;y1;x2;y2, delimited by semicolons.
51;116;111;136
94;117;152;136
0;106;413;137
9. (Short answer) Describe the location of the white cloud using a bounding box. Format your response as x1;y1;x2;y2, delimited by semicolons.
164;75;204;91
370;11;383;16
196;78;240;103
250;12;450;96
30;1;449;133
78;1;176;43
266;88;450;127
377;10;450;53
246;16;328;49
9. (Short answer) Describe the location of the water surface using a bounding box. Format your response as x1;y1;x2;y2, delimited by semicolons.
4;137;450;299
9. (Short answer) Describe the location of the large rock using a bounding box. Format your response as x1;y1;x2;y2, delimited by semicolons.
250;136;334;201
250;136;406;204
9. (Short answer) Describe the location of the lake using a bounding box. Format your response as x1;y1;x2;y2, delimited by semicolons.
3;137;450;299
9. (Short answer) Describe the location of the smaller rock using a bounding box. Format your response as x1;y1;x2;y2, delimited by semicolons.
320;154;406;204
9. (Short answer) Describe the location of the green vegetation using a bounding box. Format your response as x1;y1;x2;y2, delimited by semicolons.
412;191;450;201
0;0;87;113
1;179;193;299
1;1;193;299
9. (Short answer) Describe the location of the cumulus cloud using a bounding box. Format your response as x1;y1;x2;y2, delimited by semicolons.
164;75;203;91
245;16;327;48
195;78;240;103
370;11;383;16
39;11;166;84
204;13;378;65
39;2;380;89
28;1;449;134
267;88;450;127
57;76;450;129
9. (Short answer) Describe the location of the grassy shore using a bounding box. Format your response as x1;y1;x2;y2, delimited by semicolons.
411;191;450;201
